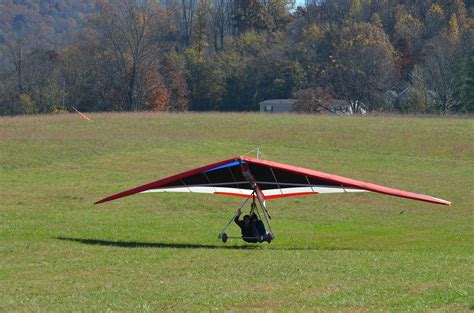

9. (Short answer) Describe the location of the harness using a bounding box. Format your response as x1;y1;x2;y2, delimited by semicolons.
218;190;274;243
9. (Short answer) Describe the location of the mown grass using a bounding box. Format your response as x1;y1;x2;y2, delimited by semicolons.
1;112;473;311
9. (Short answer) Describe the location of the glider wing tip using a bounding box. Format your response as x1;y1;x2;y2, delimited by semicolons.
435;197;451;206
94;198;107;205
437;199;451;206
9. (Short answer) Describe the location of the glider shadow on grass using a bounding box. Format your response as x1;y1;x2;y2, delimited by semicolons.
56;236;262;250
55;236;378;251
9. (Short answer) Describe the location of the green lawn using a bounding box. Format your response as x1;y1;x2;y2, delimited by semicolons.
1;112;473;311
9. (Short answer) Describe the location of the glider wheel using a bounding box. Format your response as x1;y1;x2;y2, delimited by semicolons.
266;234;273;244
221;233;228;243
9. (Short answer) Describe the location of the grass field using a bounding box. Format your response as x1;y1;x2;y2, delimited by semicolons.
1;112;473;311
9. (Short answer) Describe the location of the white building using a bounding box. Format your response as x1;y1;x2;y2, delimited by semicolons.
259;99;296;113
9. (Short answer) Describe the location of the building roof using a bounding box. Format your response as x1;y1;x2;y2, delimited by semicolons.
259;99;296;105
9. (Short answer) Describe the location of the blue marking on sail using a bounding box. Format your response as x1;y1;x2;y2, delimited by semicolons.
204;160;244;172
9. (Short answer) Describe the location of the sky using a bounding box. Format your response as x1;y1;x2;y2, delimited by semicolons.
295;0;306;6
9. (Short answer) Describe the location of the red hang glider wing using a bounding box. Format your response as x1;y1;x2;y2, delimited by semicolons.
240;156;451;205
94;156;246;204
95;156;451;206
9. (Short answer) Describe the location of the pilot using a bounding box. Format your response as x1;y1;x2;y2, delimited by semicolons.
234;209;259;242
250;213;268;241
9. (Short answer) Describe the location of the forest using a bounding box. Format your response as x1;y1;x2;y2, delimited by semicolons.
0;0;473;115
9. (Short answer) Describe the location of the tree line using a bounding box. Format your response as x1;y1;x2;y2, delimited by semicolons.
0;0;473;115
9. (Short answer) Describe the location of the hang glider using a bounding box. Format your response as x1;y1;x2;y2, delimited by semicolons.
95;155;450;205
95;155;450;243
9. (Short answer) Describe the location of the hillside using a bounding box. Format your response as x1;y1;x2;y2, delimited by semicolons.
1;0;473;115
0;0;99;46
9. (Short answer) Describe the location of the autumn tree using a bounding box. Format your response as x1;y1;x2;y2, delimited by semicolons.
181;42;226;111
293;87;334;113
23;48;62;113
175;0;198;48
93;0;164;111
313;0;352;25
425;3;446;38
287;24;332;87
183;54;226;111
0;11;65;114
161;57;189;111
457;56;474;112
401;65;431;114
395;38;416;82
346;0;363;24
60;43;111;112
209;0;231;50
331;23;397;111
394;8;424;57
209;32;266;111
265;0;293;31
232;0;274;34
420;15;463;113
